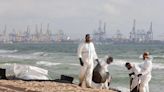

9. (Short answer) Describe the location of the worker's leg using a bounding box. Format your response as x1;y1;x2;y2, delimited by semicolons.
79;65;87;87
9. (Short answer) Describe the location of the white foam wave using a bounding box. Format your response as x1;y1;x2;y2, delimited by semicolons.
112;59;128;66
0;54;35;59
153;55;164;58
32;52;48;56
153;63;164;70
69;63;79;66
112;59;164;70
139;54;164;59
36;61;61;66
0;49;18;54
0;51;48;60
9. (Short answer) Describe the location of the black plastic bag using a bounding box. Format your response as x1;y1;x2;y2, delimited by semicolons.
92;62;108;83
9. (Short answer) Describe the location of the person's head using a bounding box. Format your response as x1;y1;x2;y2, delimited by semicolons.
143;52;149;60
125;62;132;70
106;56;113;64
85;34;91;43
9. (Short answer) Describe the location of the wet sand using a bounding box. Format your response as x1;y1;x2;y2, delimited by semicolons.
0;80;115;92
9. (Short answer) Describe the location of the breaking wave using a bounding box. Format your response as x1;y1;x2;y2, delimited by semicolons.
112;59;164;70
36;61;61;66
0;54;35;59
32;52;48;56
0;49;18;54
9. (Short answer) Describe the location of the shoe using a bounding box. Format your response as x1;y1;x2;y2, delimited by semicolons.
86;85;92;88
78;83;82;87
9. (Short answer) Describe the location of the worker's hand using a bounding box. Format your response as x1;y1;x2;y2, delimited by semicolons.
106;72;110;76
79;58;83;66
137;74;142;77
95;59;99;63
129;72;135;77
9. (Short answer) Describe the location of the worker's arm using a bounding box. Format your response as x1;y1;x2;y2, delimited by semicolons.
138;61;152;76
77;43;83;66
77;43;83;58
141;63;151;75
91;43;98;60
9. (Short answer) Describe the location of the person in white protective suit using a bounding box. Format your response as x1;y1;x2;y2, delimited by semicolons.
138;52;153;92
77;34;98;88
92;56;113;89
125;62;141;92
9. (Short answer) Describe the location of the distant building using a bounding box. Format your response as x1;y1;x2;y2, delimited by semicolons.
0;24;73;44
93;20;107;42
129;19;153;43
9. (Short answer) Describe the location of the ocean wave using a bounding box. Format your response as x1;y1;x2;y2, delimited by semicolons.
0;51;49;60
0;49;18;54
112;59;164;70
112;59;128;66
153;55;164;59
152;63;164;70
36;61;61;66
139;54;164;59
0;54;35;59
32;52;48;56
69;64;79;66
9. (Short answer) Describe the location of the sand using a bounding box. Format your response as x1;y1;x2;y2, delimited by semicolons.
0;80;115;92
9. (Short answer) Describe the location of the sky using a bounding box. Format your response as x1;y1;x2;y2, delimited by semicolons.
0;0;163;40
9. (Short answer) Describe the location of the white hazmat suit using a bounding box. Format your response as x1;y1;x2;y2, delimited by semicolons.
78;42;98;87
139;58;152;92
128;64;141;92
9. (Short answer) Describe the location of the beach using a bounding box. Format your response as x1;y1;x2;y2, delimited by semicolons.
0;43;164;92
0;80;115;92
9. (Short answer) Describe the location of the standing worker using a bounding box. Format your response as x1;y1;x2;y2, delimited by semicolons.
138;52;153;92
77;34;98;88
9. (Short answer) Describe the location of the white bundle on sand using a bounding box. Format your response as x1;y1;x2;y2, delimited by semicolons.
0;63;49;80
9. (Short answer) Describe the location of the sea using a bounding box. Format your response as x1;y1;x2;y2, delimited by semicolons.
0;42;164;92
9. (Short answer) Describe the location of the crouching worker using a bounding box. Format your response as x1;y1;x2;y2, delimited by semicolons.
92;56;113;89
125;62;141;92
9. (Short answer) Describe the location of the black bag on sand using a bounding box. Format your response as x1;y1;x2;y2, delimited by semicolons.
54;75;74;84
0;68;6;79
92;62;108;83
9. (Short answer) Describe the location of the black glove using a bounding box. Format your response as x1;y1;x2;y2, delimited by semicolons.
137;74;142;77
79;58;83;66
95;59;99;63
129;72;135;77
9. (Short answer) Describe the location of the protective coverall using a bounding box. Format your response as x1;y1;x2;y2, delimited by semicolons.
139;58;152;92
129;64;141;92
78;42;98;87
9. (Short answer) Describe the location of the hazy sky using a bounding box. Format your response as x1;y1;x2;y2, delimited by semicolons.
0;0;163;40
